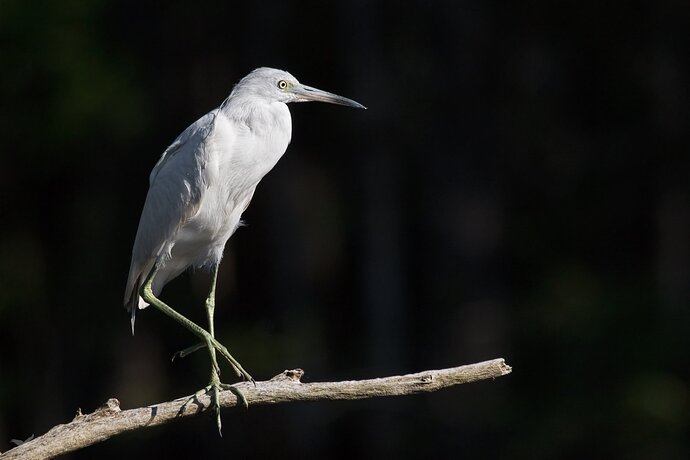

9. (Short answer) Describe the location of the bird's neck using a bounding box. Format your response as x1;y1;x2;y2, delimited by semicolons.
220;95;291;135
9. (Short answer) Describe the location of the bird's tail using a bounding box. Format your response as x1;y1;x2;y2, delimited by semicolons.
124;258;155;336
125;282;151;336
130;304;137;336
124;278;141;336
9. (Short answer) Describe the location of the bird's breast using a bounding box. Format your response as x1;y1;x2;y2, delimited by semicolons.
175;106;292;257
215;105;292;190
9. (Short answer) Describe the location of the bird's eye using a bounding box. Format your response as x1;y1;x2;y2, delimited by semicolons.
277;80;288;90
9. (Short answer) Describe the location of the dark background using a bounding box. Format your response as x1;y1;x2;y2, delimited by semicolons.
1;0;689;458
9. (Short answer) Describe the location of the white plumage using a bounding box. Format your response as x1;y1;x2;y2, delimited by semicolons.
123;67;364;434
124;67;364;331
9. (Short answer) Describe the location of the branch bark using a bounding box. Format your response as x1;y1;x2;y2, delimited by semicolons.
1;358;511;460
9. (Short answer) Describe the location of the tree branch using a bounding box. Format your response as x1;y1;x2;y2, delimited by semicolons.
1;358;511;460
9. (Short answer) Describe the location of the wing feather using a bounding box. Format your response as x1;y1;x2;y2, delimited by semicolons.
124;110;218;310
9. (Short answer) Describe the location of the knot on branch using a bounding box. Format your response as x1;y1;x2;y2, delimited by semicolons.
94;398;121;416
70;400;121;423
270;369;304;382
419;374;434;383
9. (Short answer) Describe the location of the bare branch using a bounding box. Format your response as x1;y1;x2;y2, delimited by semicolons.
1;358;511;460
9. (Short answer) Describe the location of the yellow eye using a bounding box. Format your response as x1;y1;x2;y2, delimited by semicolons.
277;80;288;90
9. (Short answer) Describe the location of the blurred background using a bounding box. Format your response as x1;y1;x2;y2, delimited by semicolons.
1;0;689;458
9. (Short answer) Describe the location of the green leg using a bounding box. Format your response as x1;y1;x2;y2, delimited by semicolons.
205;264;223;434
206;264;219;362
140;264;252;435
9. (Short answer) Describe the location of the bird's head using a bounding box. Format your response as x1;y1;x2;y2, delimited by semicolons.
232;67;366;109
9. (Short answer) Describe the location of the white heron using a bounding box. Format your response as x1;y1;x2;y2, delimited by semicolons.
124;67;365;433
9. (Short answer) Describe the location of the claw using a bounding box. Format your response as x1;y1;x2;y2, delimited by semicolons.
219;383;250;409
210;383;222;436
178;386;211;417
172;342;206;362
176;379;248;436
212;340;253;382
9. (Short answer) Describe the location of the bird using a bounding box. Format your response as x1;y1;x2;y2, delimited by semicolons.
124;67;365;434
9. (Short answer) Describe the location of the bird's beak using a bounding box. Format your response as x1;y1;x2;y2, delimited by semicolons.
293;84;367;109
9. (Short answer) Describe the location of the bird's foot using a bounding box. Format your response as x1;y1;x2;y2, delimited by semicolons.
177;372;249;436
172;338;254;384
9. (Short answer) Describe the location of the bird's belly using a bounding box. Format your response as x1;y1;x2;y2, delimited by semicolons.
171;191;248;268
